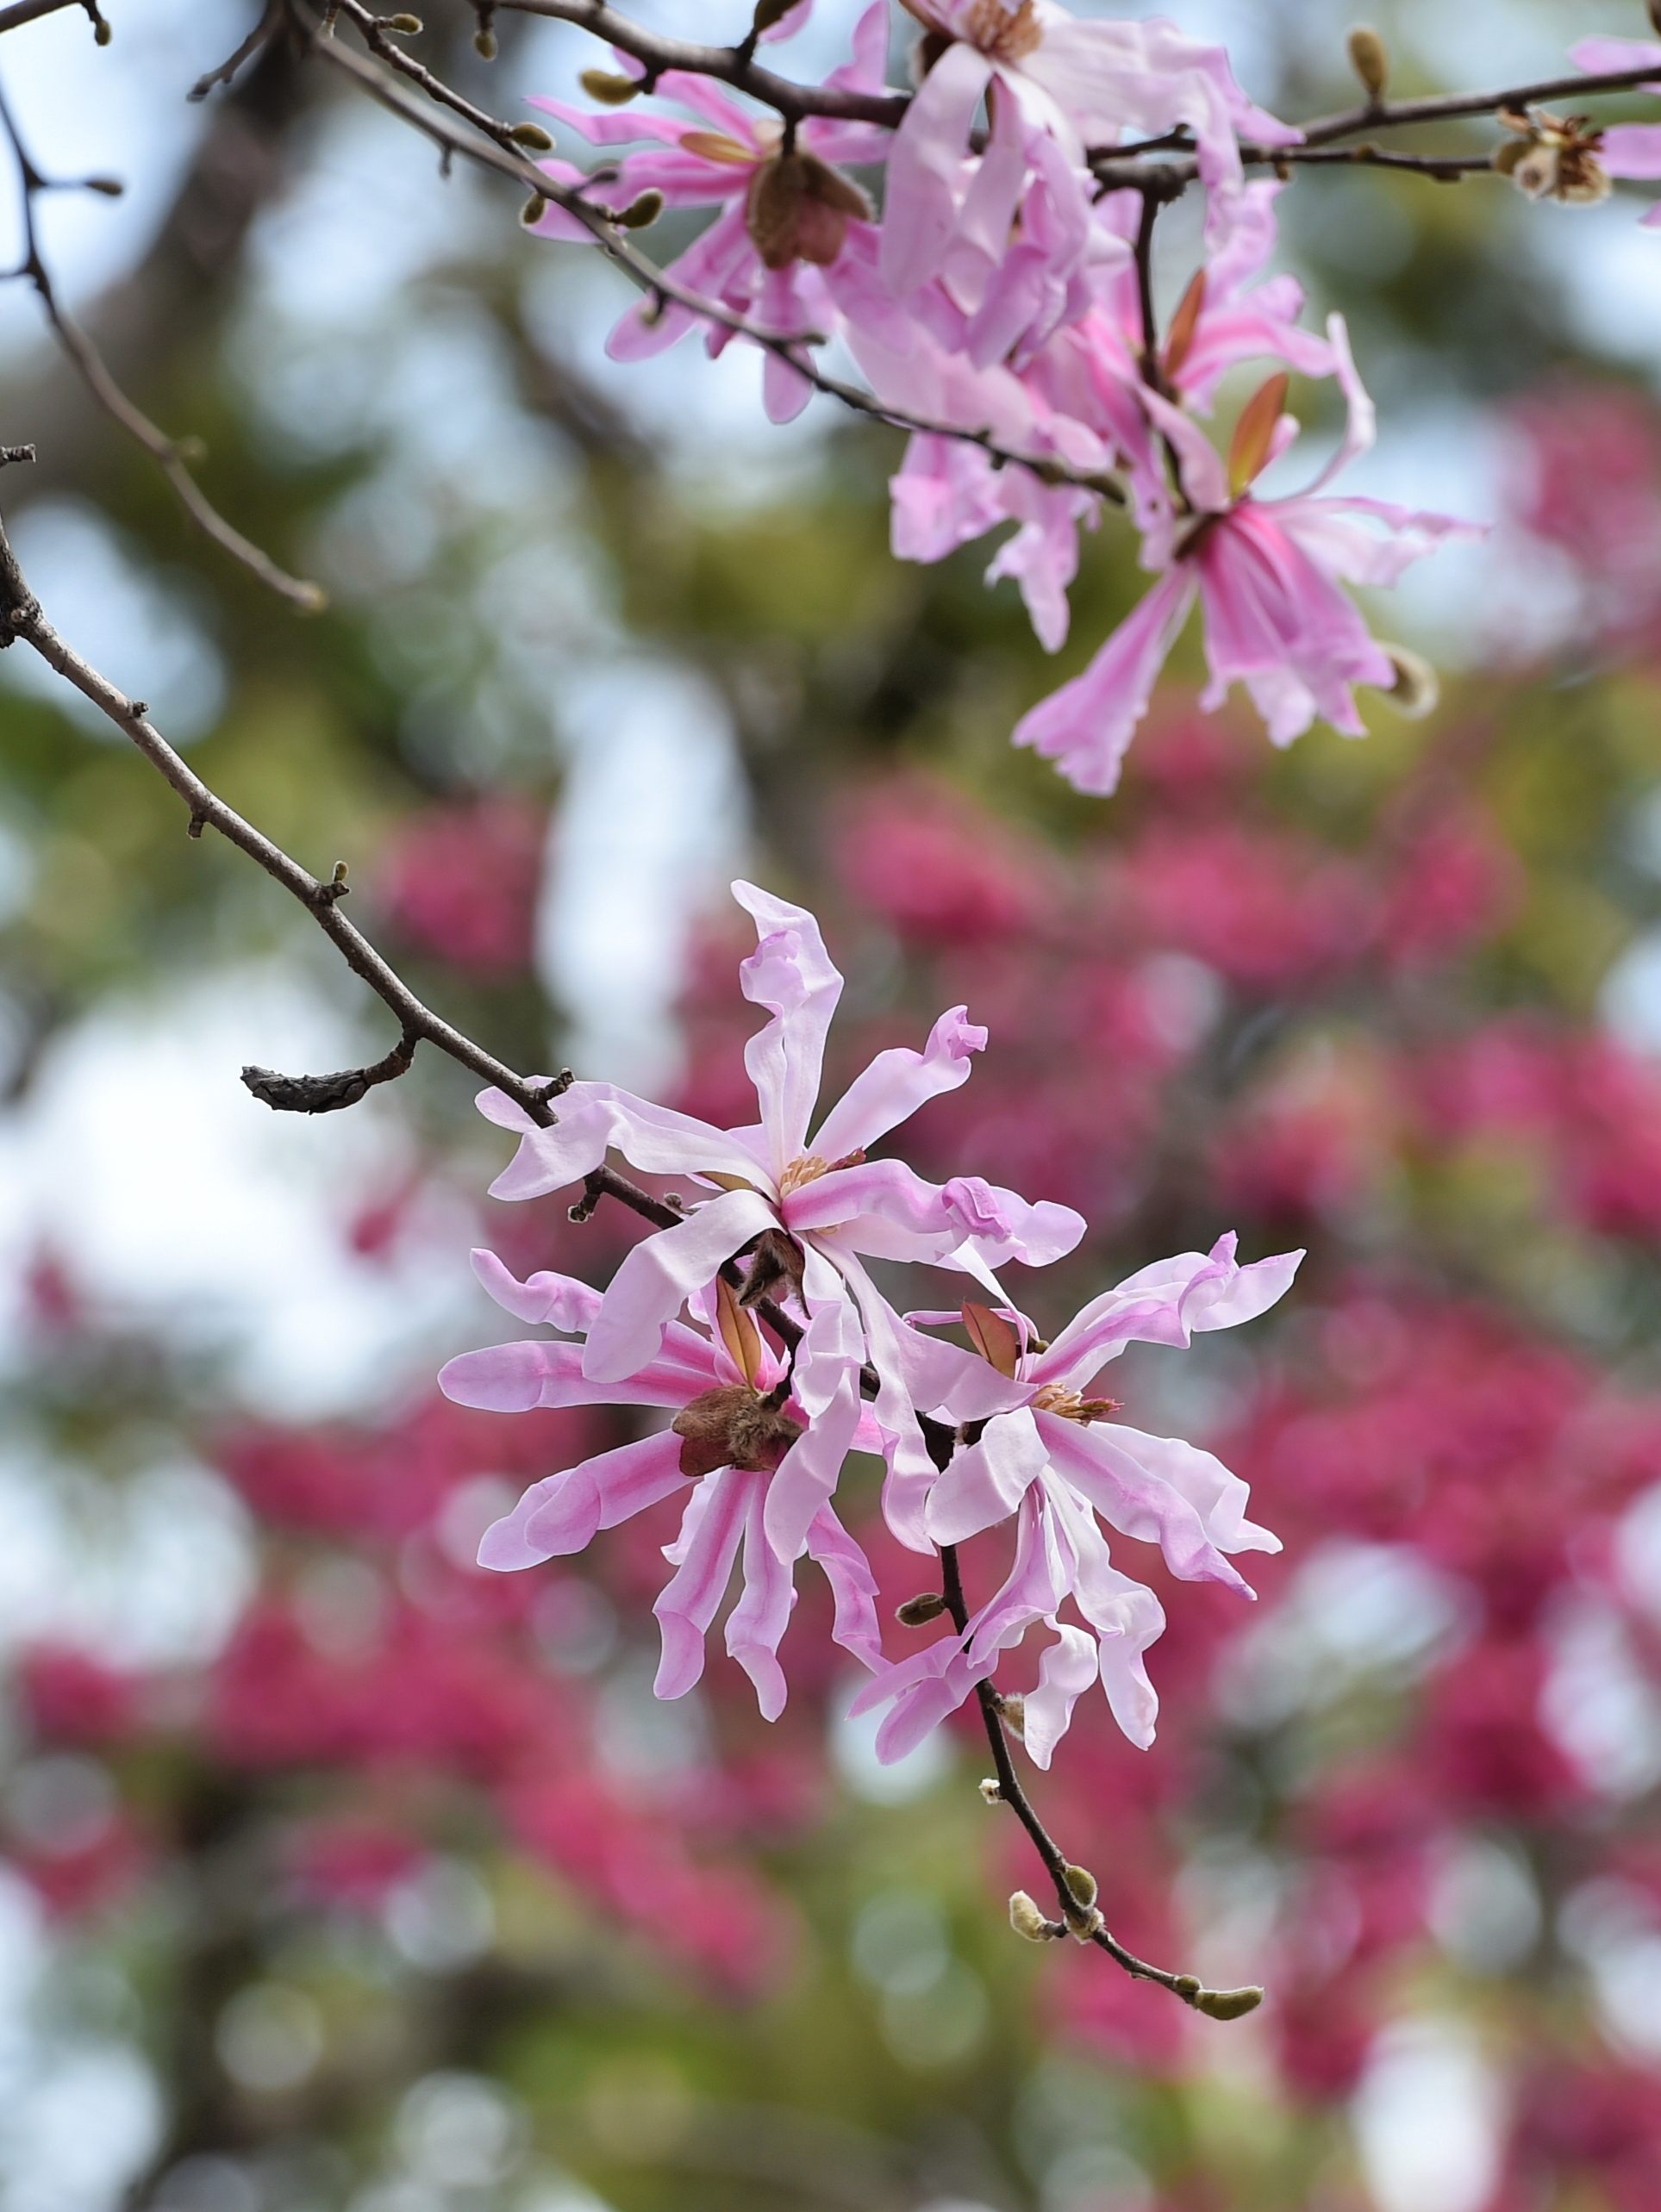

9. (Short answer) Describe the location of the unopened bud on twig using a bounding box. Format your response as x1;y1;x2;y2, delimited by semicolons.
1190;1983;1265;2022
580;66;642;104
1346;26;1389;103
1062;1865;1098;1911
896;1592;947;1627
612;189;665;229
384;13;423;32
1008;1891;1058;1943
473;24;496;58
83;175;123;197
508;122;554;150
750;0;797;33
1378;642;1439;718
978;1778;1002;1804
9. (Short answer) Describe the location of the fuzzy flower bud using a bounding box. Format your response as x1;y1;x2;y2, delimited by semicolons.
1008;1891;1057;1942
613;189;665;230
1190;1984;1265;2022
508;122;554;151
580;67;642;104
896;1592;948;1627
1346;26;1389;102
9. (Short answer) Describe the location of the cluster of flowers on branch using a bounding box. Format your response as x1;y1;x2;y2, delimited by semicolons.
442;882;1300;1767
511;2;1661;790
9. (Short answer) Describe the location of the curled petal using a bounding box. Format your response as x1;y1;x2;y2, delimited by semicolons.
653;1468;750;1700
478;1430;686;1570
1013;570;1197;798
1021;1621;1099;1770
733;879;846;1170
813;1005;988;1159
924;1405;1048;1545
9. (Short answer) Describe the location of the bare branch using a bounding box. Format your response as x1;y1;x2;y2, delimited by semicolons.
242;1028;420;1112
0;0;104;39
189;0;284;101
0;72;324;608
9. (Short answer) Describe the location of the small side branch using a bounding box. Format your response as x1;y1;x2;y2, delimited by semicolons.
242;1028;420;1113
0;73;323;609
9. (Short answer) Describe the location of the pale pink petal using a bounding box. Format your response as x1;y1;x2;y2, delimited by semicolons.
481;1079;762;1201
653;1469;749;1699
1021;1621;1099;1769
1039;1414;1257;1593
879;41;996;295
924;1405;1048;1544
440;1337;710;1414
726;1475;796;1718
812;1005;987;1159
478;1430;686;1570
1600;123;1661;180
732;880;845;1170
1012;570;1196;797
469;1246;602;1331
582;1187;780;1382
764;1301;865;1560
1570;36;1661;76
806;1509;884;1670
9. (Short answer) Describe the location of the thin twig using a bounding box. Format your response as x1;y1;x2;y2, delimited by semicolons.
188;0;283;101
0;0;102;37
296;2;1127;502
0;73;323;608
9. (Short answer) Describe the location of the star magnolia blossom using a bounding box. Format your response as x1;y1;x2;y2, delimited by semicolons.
527;4;902;421
852;1235;1301;1763
881;2;1298;293
474;882;1083;1556
1014;317;1482;794
440;1254;882;1717
1570;37;1661;227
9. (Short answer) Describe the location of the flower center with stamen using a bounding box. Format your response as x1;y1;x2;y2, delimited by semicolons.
1032;1384;1121;1424
778;1146;866;1198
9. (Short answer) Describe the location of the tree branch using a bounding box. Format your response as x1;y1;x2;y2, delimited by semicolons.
0;0;103;38
0;73;324;608
291;1;1126;502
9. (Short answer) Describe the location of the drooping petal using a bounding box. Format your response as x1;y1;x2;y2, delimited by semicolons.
478;1430;687;1570
582;1187;781;1382
1039;1235;1302;1390
732;880;846;1170
726;1474;796;1718
1021;1621;1099;1769
653;1468;749;1700
1038;1413;1258;1593
1596;122;1661;181
812;1006;988;1159
1013;569;1197;797
924;1405;1049;1544
805;1509;884;1670
469;1246;603;1332
764;1294;865;1561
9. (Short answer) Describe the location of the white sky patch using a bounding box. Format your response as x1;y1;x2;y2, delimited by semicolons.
1353;2020;1505;2212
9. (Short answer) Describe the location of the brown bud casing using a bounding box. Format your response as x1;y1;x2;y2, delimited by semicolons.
745;151;871;271
671;1384;802;1479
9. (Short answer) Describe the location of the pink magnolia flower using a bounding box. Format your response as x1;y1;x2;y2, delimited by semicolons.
474;882;1084;1555
1014;317;1480;794
1570;37;1661;227
882;3;1298;295
851;1234;1300;1765
440;1251;883;1718
882;181;1337;651
527;6;902;421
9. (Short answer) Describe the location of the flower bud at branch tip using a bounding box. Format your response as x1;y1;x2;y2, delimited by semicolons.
1346;26;1388;103
1009;1891;1059;1942
384;13;422;32
1190;1984;1265;2022
508;122;554;150
896;1591;947;1626
580;67;642;105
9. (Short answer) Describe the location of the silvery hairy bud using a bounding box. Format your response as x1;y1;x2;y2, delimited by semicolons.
1008;1891;1058;1942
